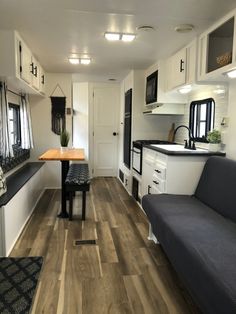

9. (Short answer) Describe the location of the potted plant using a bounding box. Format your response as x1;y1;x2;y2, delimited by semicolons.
207;129;221;152
60;129;70;151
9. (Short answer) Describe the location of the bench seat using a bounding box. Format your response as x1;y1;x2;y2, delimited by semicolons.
65;163;90;221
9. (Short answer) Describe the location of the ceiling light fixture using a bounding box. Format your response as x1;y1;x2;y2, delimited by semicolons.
104;32;136;42
104;32;120;41
80;58;91;65
121;34;136;42
68;57;91;65
226;69;236;78
69;58;80;65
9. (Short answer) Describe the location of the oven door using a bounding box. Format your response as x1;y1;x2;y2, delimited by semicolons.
132;147;142;174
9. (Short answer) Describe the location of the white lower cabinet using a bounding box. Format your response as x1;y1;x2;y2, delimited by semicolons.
142;147;208;197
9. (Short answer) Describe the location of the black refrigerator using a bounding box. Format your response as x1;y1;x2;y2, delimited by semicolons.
123;89;132;169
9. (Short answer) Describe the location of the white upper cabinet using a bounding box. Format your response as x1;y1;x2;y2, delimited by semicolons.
168;48;187;89
19;39;32;85
198;9;236;81
143;60;187;114
167;39;197;90
0;30;45;95
31;56;40;90
39;66;46;94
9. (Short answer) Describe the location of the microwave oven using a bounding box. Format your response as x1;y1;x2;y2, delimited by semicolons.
145;70;158;105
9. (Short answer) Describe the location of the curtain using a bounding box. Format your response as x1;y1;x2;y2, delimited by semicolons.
0;82;14;158
20;94;34;149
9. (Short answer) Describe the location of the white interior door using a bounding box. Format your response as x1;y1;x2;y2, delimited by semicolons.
93;86;119;176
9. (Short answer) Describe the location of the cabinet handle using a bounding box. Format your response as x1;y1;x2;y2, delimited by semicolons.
148;185;151;194
155;169;161;173
153;180;159;185
34;65;38;77
180;59;184;72
30;62;34;74
41;75;45;84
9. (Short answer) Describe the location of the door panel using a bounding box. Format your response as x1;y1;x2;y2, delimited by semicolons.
93;86;119;176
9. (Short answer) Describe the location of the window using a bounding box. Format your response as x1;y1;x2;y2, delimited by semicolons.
9;103;21;146
189;98;215;142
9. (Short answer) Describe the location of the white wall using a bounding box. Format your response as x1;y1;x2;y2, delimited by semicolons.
30;73;72;188
172;84;229;149
225;81;236;159
73;82;89;160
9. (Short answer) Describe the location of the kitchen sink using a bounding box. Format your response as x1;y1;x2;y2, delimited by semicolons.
150;144;208;152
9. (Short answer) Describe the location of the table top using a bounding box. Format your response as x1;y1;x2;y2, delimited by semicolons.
39;148;85;161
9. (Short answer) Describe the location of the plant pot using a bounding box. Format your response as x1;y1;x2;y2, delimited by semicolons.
60;146;68;152
208;143;221;152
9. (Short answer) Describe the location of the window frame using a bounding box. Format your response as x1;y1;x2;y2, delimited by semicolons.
8;103;21;147
189;98;215;143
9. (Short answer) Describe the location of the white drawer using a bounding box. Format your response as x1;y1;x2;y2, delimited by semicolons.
153;163;166;180
151;184;162;194
152;174;165;192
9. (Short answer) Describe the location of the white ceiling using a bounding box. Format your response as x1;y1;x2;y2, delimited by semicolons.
0;0;236;81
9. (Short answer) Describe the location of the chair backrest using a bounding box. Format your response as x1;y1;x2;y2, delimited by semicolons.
195;156;236;223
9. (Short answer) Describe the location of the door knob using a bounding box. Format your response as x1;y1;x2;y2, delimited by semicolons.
113;132;118;136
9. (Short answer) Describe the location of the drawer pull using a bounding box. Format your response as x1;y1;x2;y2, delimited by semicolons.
153;180;159;185
155;169;161;173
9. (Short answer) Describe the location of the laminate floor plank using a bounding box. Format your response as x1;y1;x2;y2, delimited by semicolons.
10;178;201;314
96;221;119;263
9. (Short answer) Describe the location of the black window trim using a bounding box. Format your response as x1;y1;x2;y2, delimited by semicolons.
9;102;21;147
189;98;215;143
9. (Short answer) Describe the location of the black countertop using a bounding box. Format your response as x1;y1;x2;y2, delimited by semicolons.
144;144;226;157
0;162;45;207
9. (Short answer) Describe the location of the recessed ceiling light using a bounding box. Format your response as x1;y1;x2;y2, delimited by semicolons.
226;69;236;78
80;58;91;65
69;58;80;64
174;24;194;33
104;32;120;41
121;34;136;42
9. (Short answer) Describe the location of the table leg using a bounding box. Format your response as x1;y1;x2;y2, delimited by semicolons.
57;160;69;218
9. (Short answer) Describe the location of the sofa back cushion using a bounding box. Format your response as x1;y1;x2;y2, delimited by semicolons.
195;156;236;223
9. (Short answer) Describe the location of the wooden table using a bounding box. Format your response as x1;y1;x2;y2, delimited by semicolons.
39;148;85;218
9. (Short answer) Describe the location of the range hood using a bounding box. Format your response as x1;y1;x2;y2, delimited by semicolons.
143;60;186;115
143;102;185;115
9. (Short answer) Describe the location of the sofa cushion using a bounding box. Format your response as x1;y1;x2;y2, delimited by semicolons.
195;156;236;223
142;193;236;314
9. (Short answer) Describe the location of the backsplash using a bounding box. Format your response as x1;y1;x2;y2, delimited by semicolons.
171;85;229;149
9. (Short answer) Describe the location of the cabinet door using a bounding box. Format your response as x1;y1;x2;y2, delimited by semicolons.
31;57;40;90
198;10;236;81
170;48;187;88
19;40;32;84
39;67;46;94
186;39;197;85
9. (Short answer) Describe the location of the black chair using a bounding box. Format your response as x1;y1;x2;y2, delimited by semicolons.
65;163;90;221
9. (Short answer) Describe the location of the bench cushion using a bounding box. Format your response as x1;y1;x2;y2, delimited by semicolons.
195;156;236;223
142;193;236;314
65;163;90;185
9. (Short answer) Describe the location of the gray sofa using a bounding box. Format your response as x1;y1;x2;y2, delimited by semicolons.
142;156;236;314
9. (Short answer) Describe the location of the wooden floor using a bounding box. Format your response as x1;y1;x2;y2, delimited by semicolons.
10;177;201;314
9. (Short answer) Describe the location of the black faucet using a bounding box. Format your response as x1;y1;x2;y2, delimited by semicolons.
174;125;196;150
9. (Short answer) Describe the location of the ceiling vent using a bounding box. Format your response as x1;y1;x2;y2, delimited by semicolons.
137;25;155;32
174;24;194;33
